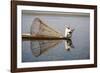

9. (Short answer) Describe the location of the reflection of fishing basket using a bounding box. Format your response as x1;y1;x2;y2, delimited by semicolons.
31;40;61;57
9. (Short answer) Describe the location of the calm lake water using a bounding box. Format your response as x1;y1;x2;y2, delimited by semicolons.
22;10;90;62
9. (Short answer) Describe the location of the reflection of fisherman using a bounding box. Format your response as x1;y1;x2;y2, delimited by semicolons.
65;39;74;51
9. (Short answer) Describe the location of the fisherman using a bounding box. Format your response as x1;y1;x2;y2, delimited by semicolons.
65;25;74;39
